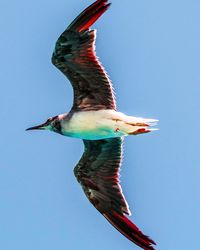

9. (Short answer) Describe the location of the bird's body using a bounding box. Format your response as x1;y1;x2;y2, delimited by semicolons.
27;1;157;249
60;109;156;140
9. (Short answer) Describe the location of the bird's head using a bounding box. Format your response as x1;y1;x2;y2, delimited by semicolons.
26;116;62;134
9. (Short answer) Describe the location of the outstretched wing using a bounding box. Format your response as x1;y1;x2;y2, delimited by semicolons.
52;0;116;111
74;138;156;250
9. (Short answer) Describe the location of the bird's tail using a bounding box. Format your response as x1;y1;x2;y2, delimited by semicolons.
67;0;111;32
126;117;158;135
103;211;156;250
115;115;158;136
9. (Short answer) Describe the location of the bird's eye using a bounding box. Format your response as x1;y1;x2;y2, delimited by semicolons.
54;120;61;132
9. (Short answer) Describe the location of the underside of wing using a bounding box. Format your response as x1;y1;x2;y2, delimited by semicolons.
52;0;116;111
74;138;156;250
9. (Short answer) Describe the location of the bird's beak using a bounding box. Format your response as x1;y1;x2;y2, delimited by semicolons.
26;123;47;131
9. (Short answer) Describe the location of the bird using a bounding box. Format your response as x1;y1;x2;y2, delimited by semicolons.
27;0;157;249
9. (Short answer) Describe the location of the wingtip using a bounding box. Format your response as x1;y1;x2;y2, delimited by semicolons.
103;211;156;250
67;0;112;32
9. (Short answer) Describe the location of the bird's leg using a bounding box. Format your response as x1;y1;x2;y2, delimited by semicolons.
128;128;151;135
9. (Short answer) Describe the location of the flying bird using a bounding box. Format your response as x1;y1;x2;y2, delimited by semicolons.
27;0;157;249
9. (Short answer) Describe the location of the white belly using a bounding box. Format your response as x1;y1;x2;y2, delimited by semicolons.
60;109;157;140
61;110;125;140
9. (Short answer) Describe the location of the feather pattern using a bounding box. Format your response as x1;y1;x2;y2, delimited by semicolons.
74;138;156;250
52;0;116;111
74;138;130;215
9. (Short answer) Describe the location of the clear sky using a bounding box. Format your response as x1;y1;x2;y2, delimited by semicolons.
1;0;200;249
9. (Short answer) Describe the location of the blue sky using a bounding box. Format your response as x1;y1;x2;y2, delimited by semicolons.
1;0;200;249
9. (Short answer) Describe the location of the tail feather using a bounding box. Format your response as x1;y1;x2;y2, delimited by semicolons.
103;212;156;250
124;117;158;136
68;0;111;32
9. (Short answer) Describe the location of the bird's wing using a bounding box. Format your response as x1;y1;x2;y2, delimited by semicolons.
74;138;156;250
52;0;116;111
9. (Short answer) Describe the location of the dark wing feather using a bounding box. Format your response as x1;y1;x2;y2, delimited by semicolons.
52;0;116;111
74;138;156;250
74;138;130;215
